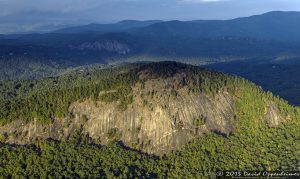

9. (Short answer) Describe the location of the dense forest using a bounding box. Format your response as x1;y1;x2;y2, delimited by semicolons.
0;62;232;124
0;62;299;177
0;63;138;124
0;120;299;178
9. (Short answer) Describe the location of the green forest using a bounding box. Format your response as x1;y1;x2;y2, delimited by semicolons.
0;122;299;178
0;62;232;124
0;62;299;178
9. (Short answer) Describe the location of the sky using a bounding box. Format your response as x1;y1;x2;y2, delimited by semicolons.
1;0;300;34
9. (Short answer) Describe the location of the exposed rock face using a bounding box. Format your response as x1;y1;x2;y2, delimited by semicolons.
265;101;285;127
0;74;234;155
69;40;131;54
69;87;234;154
0;66;285;155
0;118;82;145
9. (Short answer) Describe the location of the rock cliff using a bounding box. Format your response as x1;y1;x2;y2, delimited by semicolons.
0;62;286;155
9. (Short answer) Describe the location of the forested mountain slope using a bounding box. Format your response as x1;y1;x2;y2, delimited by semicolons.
205;58;300;106
1;11;300;80
135;11;300;42
0;62;299;177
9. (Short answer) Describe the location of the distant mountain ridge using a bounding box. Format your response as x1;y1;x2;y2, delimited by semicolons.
53;11;300;43
1;11;300;80
133;11;300;42
55;20;162;34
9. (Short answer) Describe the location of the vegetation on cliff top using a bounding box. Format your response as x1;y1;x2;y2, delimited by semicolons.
1;61;295;125
0;62;299;177
0;62;211;124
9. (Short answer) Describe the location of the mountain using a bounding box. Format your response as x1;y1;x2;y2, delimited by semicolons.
0;32;142;79
55;20;162;34
205;58;300;106
0;62;299;177
1;11;300;108
135;11;300;43
1;11;300;80
53;11;300;43
0;32;298;80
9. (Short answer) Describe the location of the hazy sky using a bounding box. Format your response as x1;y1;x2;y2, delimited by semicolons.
1;0;300;34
